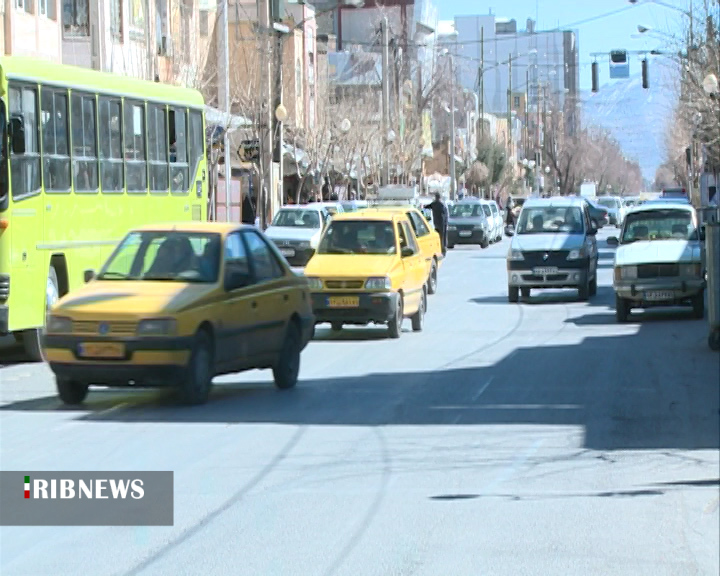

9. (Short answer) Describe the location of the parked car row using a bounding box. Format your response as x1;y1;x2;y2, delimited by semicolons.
447;198;504;249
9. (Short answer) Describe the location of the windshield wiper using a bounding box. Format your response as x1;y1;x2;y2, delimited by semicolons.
142;274;180;281
322;248;353;254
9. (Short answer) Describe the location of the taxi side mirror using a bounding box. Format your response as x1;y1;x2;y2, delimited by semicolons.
699;226;706;242
83;269;95;283
401;246;415;258
224;268;252;291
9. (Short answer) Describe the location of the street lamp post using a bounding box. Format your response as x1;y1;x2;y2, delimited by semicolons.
449;47;457;200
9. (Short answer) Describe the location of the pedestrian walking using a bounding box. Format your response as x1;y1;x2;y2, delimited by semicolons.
425;192;449;255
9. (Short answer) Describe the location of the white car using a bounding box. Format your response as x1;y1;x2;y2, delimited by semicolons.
608;202;706;322
315;201;345;217
482;199;504;243
596;196;626;227
265;205;330;267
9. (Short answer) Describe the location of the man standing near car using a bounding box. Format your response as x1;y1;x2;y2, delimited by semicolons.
425;192;448;255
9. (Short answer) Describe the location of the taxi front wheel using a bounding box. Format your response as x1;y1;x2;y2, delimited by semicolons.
56;377;89;406
274;322;301;390
388;295;404;339
180;331;214;405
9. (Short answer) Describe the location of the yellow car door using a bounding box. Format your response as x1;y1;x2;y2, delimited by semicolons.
217;232;256;371
407;210;440;293
241;229;291;357
397;220;426;314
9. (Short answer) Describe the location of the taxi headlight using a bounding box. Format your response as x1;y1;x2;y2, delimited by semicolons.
567;248;586;260
365;276;391;290
680;263;702;277
306;277;323;290
46;315;72;334
448;225;457;231
137;318;177;336
508;249;524;261
296;241;311;249
615;265;637;281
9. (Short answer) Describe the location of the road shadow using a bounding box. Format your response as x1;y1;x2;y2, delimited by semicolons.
2;320;717;451
312;325;401;342
566;308;702;326
470;286;615;306
0;340;37;367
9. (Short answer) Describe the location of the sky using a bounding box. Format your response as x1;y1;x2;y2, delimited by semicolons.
437;0;690;91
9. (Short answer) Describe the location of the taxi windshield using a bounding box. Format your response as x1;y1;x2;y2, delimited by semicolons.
98;231;222;282
449;203;484;218
620;209;698;243
272;209;321;229
516;206;585;234
318;220;397;255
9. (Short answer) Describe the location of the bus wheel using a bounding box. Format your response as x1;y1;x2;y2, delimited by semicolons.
23;267;59;362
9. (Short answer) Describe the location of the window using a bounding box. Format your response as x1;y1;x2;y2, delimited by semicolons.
243;231;284;282
129;0;144;33
110;0;122;38
16;0;33;14
188;110;204;186
199;10;209;36
41;88;71;192
71;93;98;192
224;233;250;277
99;97;124;193
124;101;146;193
399;222;418;254
513;96;520;108
40;0;56;18
9;85;41;199
169;108;188;194
147;104;168;193
63;0;89;36
408;211;430;237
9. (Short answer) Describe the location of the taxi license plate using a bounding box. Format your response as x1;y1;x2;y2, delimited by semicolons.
459;231;472;237
327;296;359;308
533;267;559;275
645;290;674;301
280;248;295;257
78;342;125;359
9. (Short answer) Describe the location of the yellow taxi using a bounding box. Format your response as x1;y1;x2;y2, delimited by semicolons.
356;205;443;294
304;212;428;338
43;222;315;406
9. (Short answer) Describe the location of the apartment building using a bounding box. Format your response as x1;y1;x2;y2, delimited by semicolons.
3;0;63;61
60;0;216;88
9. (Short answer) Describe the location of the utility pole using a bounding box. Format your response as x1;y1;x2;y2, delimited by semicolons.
144;0;153;80
449;44;457;200
535;80;542;196
258;0;273;229
507;56;512;146
381;17;391;186
218;0;232;222
479;26;484;143
525;68;529;158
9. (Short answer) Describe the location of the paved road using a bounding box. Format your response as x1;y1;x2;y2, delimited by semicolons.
1;229;718;576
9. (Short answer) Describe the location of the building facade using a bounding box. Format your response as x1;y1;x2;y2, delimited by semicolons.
3;0;63;61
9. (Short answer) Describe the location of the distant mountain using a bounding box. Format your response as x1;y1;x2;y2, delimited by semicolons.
581;72;677;182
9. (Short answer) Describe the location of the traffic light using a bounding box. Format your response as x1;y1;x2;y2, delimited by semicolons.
591;62;599;92
641;58;649;89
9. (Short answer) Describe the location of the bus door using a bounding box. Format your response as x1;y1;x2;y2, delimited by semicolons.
8;82;45;329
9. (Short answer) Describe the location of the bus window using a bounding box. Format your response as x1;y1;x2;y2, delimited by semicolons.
169;107;188;194
124;101;147;193
9;84;41;199
41;88;71;193
99;97;124;193
71;93;98;193
188;110;204;187
148;104;169;194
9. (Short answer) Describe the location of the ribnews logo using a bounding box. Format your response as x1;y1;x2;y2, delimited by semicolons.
23;474;145;500
1;471;173;526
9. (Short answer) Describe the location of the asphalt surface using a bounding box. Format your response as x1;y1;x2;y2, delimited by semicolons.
1;228;719;576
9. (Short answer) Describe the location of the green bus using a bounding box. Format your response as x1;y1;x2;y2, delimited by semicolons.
0;56;208;360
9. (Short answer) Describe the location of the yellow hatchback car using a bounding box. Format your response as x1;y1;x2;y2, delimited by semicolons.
304;212;428;338
357;205;443;294
44;223;315;406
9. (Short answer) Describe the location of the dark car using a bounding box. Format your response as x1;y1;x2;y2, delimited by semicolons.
583;199;609;228
447;199;491;249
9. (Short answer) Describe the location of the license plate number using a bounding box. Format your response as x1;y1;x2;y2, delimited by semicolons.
280;248;295;257
459;231;472;237
644;290;674;301
327;296;359;308
78;342;125;359
533;267;559;275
